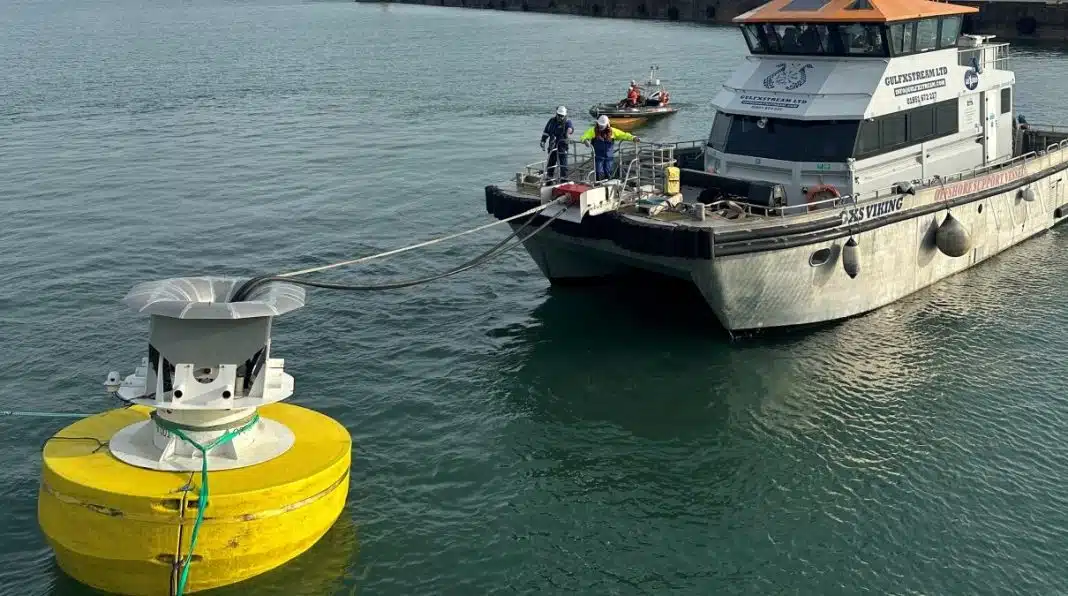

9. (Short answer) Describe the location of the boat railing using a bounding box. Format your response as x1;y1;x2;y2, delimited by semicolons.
1026;123;1068;134
630;143;677;193
515;140;678;197
664;139;704;152
616;156;642;190
517;135;1068;221
924;136;1068;187
958;42;1010;72
711;137;1068;222
1023;123;1068;148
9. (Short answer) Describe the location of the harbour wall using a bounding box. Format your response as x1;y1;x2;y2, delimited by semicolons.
959;2;1068;43
361;0;1068;43
365;0;765;25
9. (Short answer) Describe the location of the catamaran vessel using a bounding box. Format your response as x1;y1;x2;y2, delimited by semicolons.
485;0;1068;332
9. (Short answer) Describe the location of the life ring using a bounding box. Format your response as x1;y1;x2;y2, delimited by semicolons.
805;184;840;211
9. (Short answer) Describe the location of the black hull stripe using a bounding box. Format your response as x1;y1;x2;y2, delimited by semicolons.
484;161;1068;261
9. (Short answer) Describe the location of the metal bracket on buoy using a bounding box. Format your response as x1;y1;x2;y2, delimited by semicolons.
106;277;306;472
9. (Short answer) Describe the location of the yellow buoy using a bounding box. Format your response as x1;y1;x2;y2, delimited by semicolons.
39;402;351;595
207;509;359;596
37;276;352;595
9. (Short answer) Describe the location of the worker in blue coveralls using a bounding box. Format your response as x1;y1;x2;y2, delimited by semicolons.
580;115;639;181
539;106;573;183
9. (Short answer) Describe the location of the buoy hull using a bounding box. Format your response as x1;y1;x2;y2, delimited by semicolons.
38;403;351;595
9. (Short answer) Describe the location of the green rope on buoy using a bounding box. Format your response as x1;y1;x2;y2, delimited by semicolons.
155;413;261;596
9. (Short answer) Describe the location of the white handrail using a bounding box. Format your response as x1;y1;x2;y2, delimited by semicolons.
516;134;1068;219
727;139;1068;218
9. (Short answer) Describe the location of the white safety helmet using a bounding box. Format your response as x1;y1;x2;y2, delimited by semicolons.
556;105;567;116
597;115;609;128
630;80;637;86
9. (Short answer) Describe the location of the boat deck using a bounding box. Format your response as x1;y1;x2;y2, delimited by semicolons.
509;125;1068;235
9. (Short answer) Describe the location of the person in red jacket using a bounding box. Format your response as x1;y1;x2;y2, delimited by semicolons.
625;80;640;107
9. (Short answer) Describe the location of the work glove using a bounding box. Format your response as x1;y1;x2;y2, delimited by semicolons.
539;140;546;150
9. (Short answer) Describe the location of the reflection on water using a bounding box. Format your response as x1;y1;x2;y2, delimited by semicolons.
489;225;1068;475
473;227;1068;594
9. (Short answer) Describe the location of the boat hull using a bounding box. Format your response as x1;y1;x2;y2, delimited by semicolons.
588;104;679;120
597;116;646;131
701;184;1062;330
489;155;1068;332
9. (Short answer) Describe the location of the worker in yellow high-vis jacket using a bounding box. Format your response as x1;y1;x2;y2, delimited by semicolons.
580;115;639;181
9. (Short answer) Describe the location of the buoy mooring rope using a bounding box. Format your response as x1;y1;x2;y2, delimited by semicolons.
229;196;566;302
155;413;261;596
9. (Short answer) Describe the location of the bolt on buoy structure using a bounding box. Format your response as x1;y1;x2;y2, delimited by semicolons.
38;277;352;596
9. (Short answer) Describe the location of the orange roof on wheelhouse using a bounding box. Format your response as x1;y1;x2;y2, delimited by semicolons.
733;0;978;24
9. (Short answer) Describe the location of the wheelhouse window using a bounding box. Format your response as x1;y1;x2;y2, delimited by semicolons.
837;23;885;55
889;16;964;55
707;112;860;162
739;22;889;56
760;23;783;52
742;24;767;53
740;16;966;57
888;21;914;54
939;16;962;48
771;23;833;54
914;18;939;52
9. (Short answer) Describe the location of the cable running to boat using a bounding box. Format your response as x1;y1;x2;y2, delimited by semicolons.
229;198;567;302
280;200;556;277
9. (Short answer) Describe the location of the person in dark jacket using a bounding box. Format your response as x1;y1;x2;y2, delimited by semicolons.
580;115;639;181
540;106;574;183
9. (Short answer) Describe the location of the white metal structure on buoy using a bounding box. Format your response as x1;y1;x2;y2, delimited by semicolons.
107;277;304;472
